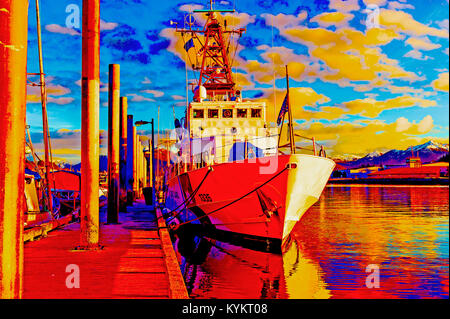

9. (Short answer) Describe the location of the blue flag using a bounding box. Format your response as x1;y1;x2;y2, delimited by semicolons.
277;94;288;126
184;38;194;52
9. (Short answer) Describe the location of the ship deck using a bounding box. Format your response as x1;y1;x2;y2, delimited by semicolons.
22;200;188;299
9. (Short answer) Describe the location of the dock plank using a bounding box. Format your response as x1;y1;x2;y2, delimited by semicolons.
22;201;188;299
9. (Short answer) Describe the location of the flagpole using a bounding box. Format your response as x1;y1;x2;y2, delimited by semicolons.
277;109;286;151
286;65;295;155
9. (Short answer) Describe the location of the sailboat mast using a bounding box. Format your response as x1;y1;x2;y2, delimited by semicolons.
285;65;295;155
35;0;53;212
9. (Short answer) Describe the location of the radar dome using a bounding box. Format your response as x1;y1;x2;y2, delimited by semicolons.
193;85;207;101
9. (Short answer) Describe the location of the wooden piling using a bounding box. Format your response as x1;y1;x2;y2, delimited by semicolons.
126;115;134;202
119;97;128;209
133;127;138;198
80;0;100;249
0;0;28;299
107;64;120;223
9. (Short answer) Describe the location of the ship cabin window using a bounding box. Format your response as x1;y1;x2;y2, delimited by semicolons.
237;108;247;118
208;109;219;118
251;109;261;118
222;109;233;118
193;109;204;119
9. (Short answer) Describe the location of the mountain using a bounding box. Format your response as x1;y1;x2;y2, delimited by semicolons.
71;155;108;172
332;154;362;162
341;140;449;169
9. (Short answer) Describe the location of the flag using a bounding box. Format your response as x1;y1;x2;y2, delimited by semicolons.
184;38;194;52
277;94;288;126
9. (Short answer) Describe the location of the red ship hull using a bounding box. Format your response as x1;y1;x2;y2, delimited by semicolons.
164;154;335;252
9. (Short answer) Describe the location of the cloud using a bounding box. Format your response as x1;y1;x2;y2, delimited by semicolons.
45;24;80;36
395;117;412;131
329;0;360;12
437;19;449;31
362;0;387;6
341;95;437;118
100;19;118;31
179;4;204;12
310;12;354;28
379;9;449;38
406;37;441;51
295;115;443;156
127;93;155;102
417;115;434;133
140;89;164;97
274;24;419;86
27;77;73;105
403;49;431;60
261;12;308;30
432;72;449;92
142;77;152;84
48;97;75;105
388;1;415;10
254;87;332;123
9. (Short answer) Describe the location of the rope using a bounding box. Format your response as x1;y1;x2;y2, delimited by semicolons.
151;167;212;223
175;166;288;228
163;166;212;221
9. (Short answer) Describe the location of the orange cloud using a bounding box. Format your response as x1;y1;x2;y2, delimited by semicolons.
342;96;437;118
295;115;446;156
432;72;449;92
379;9;449;38
406;37;441;51
310;12;354;28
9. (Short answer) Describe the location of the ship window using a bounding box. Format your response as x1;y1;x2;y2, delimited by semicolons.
193;109;204;119
251;109;261;118
208;109;219;118
222;109;233;118
237;108;247;118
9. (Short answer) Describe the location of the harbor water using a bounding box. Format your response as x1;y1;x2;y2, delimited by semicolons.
174;185;449;299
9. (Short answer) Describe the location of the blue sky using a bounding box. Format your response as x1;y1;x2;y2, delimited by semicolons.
26;0;449;162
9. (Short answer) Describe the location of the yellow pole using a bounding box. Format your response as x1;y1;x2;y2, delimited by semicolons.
0;0;28;298
80;0;100;248
35;0;53;213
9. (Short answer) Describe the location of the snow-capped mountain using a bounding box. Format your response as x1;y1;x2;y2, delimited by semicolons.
341;141;449;169
332;154;362;162
412;140;449;152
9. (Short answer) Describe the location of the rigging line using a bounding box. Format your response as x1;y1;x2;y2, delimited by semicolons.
272;14;276;123
181;17;198;88
176;166;288;227
184;16;189;110
163;167;212;221
151;167;212;223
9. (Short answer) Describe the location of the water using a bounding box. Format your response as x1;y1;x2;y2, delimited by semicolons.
174;185;449;299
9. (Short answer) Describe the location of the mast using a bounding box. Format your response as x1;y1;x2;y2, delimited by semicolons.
35;0;53;213
175;3;244;100
285;65;295;155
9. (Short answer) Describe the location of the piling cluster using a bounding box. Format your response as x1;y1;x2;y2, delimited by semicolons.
0;0;153;298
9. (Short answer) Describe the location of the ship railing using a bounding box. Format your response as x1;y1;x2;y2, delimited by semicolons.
163;133;327;180
278;134;327;157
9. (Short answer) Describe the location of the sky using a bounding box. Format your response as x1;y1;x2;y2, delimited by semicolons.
25;0;449;163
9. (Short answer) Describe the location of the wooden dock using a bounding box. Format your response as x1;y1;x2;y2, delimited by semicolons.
22;200;188;299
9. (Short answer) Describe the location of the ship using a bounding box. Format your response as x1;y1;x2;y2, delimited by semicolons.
160;4;335;253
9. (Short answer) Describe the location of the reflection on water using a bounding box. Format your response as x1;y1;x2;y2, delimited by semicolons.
174;186;449;299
